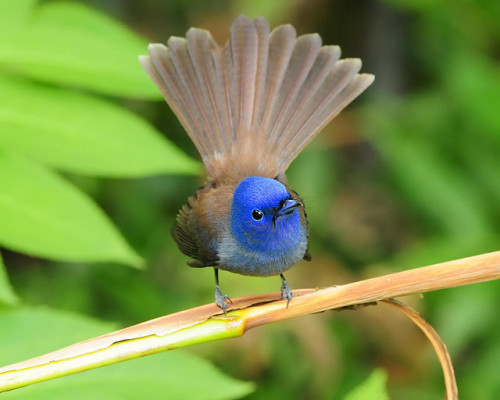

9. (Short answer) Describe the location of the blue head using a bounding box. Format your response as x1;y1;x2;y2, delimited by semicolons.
223;176;307;275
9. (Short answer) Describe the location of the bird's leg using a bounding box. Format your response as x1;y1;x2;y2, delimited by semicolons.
214;268;231;313
280;273;294;307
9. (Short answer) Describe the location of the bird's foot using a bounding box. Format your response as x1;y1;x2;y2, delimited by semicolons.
215;287;232;314
280;277;294;307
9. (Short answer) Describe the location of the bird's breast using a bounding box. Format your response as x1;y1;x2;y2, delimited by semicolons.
217;216;308;276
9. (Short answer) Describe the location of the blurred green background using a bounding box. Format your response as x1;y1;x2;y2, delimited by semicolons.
0;0;499;399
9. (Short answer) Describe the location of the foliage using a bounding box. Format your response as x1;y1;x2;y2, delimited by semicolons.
0;0;243;398
0;0;499;399
0;0;199;267
0;253;18;306
344;369;389;400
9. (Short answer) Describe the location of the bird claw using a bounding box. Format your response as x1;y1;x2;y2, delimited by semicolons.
215;287;232;314
281;280;294;308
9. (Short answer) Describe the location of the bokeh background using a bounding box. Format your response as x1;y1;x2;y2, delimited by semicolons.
0;0;499;399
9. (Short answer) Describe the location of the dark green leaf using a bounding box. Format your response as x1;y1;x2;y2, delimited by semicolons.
446;54;500;141
0;252;19;306
364;98;494;239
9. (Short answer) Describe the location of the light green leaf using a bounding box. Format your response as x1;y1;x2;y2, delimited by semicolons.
0;0;38;34
0;77;200;177
0;2;161;99
0;307;255;400
0;307;116;366
0;252;19;306
344;369;389;400
0;152;142;267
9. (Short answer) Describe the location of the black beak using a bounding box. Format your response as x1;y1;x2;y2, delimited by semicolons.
277;199;301;217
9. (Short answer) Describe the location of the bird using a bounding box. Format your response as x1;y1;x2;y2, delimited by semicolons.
140;16;374;312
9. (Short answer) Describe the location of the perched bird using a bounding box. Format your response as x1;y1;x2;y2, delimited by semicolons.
140;16;373;312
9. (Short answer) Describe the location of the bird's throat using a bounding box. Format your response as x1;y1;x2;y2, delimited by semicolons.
218;212;307;276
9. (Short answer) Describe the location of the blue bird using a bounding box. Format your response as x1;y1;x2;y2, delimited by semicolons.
140;16;373;312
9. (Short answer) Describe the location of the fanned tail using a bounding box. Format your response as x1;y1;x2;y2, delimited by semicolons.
140;16;374;180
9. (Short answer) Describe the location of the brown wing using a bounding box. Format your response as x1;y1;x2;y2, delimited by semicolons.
172;203;199;260
171;184;220;268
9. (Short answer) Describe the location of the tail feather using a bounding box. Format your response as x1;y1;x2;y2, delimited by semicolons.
250;17;270;128
268;33;322;147
140;16;374;179
283;73;375;169
185;29;227;152
213;43;233;148
259;24;296;144
273;45;340;151
142;43;209;156
168;36;221;156
278;59;365;170
229;16;259;136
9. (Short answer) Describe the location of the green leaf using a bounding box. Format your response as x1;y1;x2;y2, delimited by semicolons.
0;77;201;177
0;307;116;366
446;53;500;141
237;0;293;22
0;2;161;99
0;152;142;267
0;252;19;306
0;0;38;34
434;283;499;355
0;307;255;400
461;335;500;400
344;369;389;400
364;97;494;239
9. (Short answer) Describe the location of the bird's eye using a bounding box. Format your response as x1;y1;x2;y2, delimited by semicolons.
252;209;263;221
